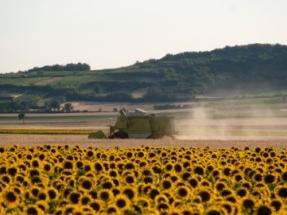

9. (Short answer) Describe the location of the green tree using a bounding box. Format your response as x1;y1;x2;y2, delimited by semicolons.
63;103;74;113
18;113;26;124
46;99;61;111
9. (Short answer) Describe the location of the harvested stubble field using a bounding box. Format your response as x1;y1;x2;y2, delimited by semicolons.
1;135;287;149
1;109;287;146
1;108;287;148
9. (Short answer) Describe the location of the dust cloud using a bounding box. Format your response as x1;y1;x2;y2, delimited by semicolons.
174;105;287;140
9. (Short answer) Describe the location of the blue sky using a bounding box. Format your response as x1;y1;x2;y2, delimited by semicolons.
1;0;287;73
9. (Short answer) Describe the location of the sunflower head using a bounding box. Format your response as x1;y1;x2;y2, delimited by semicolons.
255;205;273;215
276;186;287;198
270;199;282;212
176;186;190;199
99;189;113;202
198;190;211;203
24;205;43;215
122;187;136;200
115;194;131;211
2;188;19;208
89;200;102;213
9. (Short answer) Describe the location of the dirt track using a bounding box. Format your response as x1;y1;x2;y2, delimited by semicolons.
1;134;287;149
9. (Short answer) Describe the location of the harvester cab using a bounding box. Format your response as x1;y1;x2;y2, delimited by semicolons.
89;108;177;139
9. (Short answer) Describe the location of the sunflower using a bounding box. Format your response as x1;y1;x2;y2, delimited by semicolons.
161;179;173;190
242;198;255;209
281;171;287;182
124;175;135;184
270;199;282;212
164;163;173;172
198;190;211;203
176;186;190;199
63;160;74;170
234;174;243;182
7;167;18;177
155;194;169;204
80;194;91;205
31;158;41;168
80;177;93;191
264;174;276;184
149;187;160;200
47;187;58;201
68;191;81;204
157;202;169;211
254;205;273;215
88;190;98;199
86;150;94;158
1;174;11;184
106;204;119;214
94;162;103;172
174;163;183;173
122;187;136;200
181;172;191;181
143;176;153;184
236;188;248;198
63;205;77;215
220;201;234;214
30;186;40;198
136;197;150;208
253;173;263;182
188;178;198;188
205;208;222;215
114;194;131;211
98;189;113;202
275;186;287;198
43;163;52;172
141;168;153;177
125;162;135;170
36;200;48;213
24;205;44;215
194;166;205;176
1;187;19;208
102;180;114;189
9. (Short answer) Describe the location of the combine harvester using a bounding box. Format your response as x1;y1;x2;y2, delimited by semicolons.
89;108;177;139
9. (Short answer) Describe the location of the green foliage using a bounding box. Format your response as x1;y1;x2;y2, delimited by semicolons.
0;44;287;112
18;112;25;124
88;130;108;139
23;62;90;73
63;103;74;113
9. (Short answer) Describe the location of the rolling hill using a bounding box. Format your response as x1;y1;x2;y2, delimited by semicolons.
0;44;287;112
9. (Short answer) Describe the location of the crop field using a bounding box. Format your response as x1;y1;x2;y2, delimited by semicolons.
1;143;287;214
1;107;287;214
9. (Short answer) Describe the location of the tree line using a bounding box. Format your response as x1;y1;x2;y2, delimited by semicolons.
20;63;91;73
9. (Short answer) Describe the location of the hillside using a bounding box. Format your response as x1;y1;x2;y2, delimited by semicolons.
0;44;287;112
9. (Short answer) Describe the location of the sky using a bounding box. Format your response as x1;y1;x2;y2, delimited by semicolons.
1;0;287;73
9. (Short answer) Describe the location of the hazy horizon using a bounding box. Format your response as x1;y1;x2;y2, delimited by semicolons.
1;0;287;73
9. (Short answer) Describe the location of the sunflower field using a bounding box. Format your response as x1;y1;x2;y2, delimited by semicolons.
1;144;287;215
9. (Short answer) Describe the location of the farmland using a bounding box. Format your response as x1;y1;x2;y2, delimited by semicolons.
1;105;287;214
1;105;287;144
1;141;287;214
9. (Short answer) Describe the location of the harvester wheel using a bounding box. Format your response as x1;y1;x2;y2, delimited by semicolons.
110;131;128;139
